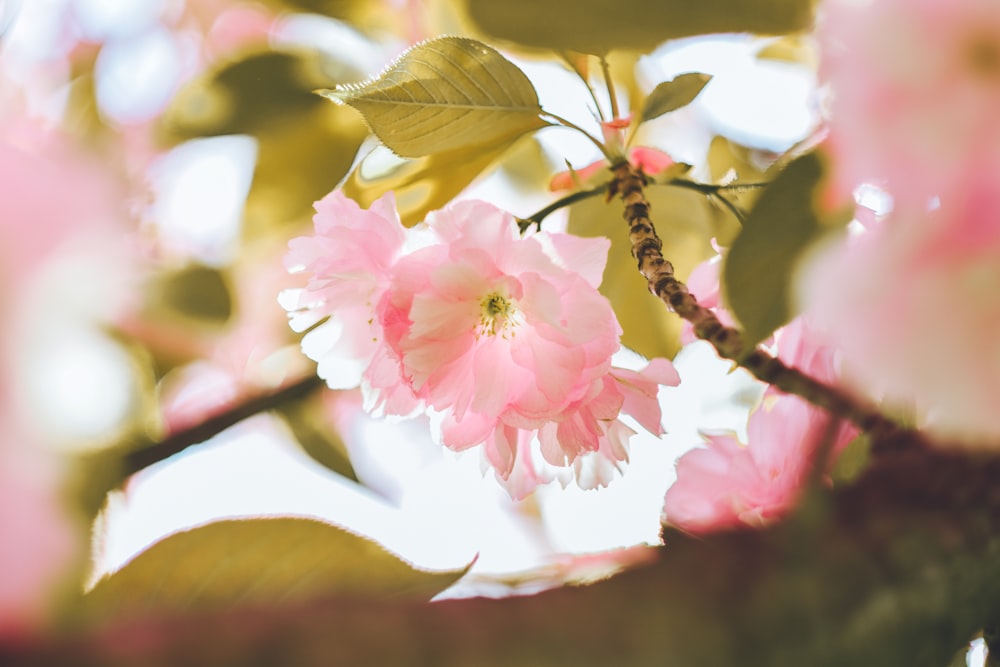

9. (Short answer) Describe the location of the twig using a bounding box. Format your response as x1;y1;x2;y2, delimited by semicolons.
121;374;325;477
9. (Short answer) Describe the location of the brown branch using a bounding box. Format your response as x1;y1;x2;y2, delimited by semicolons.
121;374;325;476
609;161;917;448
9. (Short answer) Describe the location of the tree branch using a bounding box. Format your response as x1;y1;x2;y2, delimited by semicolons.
609;161;916;449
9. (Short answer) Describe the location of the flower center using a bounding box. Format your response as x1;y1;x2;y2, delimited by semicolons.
478;291;519;338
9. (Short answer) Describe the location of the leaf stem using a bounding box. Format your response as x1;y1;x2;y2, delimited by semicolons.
518;183;610;232
540;111;617;163
610;162;917;451
599;56;620;120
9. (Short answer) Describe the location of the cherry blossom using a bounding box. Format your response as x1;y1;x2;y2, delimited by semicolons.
662;392;851;533
283;193;679;496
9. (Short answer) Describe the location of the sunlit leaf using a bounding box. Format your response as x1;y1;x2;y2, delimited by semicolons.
722;152;835;351
342;136;515;226
84;518;469;619
568;179;740;359
640;73;713;122
319;36;547;157
463;0;817;55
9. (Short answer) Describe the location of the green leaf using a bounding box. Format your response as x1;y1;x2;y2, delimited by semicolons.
342;136;516;227
319;36;547;157
640;73;713;122
462;0;817;55
722;152;834;351
568;176;741;360
83;518;469;619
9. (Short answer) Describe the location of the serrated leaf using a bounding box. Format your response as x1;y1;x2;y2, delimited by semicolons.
463;0;817;55
319;36;547;157
84;518;469;619
342;135;515;226
568;178;740;360
722;152;828;351
640;73;713;122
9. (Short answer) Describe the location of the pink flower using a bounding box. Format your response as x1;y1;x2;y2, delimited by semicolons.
283;194;681;496
819;0;1000;204
662;392;852;533
376;200;622;441
281;191;407;391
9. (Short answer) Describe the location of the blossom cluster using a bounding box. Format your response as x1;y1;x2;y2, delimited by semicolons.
281;191;678;498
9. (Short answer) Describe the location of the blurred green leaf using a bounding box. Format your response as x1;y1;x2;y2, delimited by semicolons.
84;518;469;619
243;104;369;235
160;49;362;142
152;264;233;327
159;48;369;233
640;73;713;122
319;36;546;157
722;152;833;352
463;0;817;55
568;179;740;359
342;136;515;226
278;393;358;483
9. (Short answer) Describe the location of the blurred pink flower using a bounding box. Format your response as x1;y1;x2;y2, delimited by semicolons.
819;0;1000;204
803;174;1000;443
0;444;79;641
662;392;851;533
283;193;680;496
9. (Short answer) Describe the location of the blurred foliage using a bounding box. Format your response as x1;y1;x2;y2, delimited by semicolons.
151;264;233;327
462;0;818;55
80;518;469;622
320;37;546;157
20;446;999;666
160;48;370;232
722;152;850;352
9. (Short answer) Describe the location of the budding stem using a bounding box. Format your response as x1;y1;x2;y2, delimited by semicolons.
610;161;917;450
